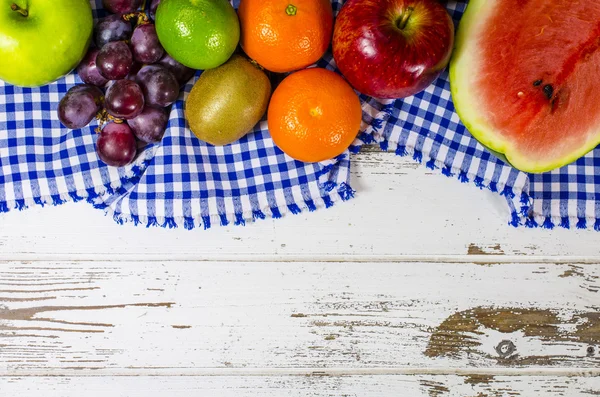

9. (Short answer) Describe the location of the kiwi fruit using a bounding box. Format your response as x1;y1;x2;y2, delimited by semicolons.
185;54;272;146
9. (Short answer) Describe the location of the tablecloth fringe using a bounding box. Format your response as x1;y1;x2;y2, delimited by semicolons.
350;97;600;232
0;149;154;215
526;215;600;231
377;141;600;231
104;182;355;230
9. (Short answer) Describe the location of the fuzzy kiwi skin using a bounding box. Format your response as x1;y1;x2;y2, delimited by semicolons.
185;54;272;146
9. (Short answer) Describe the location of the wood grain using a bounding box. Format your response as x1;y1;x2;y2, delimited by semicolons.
0;261;597;373
1;375;598;396
1;152;600;262
1;151;598;394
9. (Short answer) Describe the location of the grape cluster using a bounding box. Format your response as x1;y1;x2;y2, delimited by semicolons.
57;0;195;167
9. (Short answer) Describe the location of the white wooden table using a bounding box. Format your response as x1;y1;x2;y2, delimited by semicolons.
1;149;599;396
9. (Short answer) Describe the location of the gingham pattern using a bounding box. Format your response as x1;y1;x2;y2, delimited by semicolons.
0;74;155;213
92;74;354;228
0;0;599;230
352;1;600;230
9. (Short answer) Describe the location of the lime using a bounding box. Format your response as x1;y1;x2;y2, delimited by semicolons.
155;0;240;70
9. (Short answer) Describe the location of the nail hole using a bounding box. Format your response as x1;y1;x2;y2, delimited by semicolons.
587;346;595;356
495;340;517;358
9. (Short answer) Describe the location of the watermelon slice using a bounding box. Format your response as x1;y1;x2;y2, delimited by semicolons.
450;0;600;173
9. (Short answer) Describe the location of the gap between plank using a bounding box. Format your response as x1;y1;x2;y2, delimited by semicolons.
3;368;600;377
1;254;600;264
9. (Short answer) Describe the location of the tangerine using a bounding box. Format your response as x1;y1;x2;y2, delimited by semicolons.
238;0;333;73
268;68;363;163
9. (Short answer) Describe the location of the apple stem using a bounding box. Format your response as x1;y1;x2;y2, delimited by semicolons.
11;3;28;17
397;7;414;30
285;4;297;16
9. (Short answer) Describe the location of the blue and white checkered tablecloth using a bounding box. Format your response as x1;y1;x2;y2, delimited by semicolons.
1;0;599;230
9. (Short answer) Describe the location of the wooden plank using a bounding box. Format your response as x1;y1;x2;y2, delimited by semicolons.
0;152;598;261
1;375;599;396
0;261;598;373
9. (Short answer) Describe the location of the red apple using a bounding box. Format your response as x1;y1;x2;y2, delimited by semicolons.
332;0;454;99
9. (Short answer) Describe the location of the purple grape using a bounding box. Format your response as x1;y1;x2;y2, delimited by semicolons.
158;54;196;86
130;23;164;64
96;122;137;167
105;79;145;119
97;41;133;80
125;62;143;81
58;85;103;129
149;0;161;20
127;106;169;143
136;65;179;107
103;0;142;14
95;14;132;48
77;48;109;87
104;79;116;92
136;138;149;150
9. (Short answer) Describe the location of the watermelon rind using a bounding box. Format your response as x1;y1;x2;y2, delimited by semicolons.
449;0;600;174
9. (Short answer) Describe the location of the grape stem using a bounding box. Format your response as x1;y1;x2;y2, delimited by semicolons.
10;3;28;17
123;11;149;26
95;109;124;133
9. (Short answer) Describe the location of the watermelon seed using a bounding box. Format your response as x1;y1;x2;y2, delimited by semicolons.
550;97;558;113
549;88;568;114
543;84;554;100
533;79;543;87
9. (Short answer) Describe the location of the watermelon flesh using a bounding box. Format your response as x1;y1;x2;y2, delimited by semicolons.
450;0;600;173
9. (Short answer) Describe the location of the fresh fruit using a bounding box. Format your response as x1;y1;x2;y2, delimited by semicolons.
77;48;109;87
268;68;362;163
185;54;271;146
149;0;161;20
125;61;144;81
102;0;142;14
155;0;240;70
332;0;454;99
104;79;145;119
96;41;133;80
95;14;132;48
238;0;333;73
58;85;103;129
135;65;179;107
0;0;93;87
54;2;181;166
451;0;600;173
158;54;195;86
128;106;169;143
130;23;164;64
96;122;137;167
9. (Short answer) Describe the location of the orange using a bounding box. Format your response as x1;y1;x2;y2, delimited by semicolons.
268;68;363;163
238;0;333;73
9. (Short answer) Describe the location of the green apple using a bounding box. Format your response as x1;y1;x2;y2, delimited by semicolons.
0;0;93;87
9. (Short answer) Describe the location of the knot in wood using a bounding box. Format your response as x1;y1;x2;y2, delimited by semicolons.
495;340;516;358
